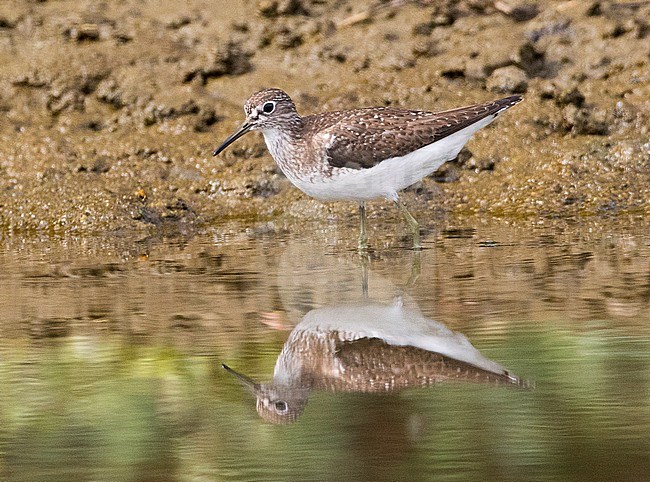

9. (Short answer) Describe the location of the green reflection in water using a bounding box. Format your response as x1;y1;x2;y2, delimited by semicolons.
0;323;648;481
1;340;208;481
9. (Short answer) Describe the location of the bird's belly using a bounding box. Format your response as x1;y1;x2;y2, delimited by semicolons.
291;168;403;202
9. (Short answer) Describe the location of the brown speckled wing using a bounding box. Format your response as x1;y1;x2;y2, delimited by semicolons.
315;95;522;170
320;338;523;391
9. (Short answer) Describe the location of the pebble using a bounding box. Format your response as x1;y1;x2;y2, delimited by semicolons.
486;66;529;93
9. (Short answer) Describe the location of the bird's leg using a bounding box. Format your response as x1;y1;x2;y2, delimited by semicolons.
394;196;421;250
360;252;369;298
358;201;368;251
406;250;421;288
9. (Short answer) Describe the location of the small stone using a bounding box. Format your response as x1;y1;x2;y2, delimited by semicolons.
556;87;585;108
562;105;608;136
465;156;496;172
183;41;253;83
539;81;585;107
494;1;539;21
454;148;474;167
586;2;602;16
194;107;219;132
46;87;85;115
509;3;539;22
258;0;279;17
91;157;111;174
257;0;306;17
412;40;438;58
166;16;192;29
380;52;415;72
486;66;528;93
113;31;133;43
431;163;461;183
412;22;433;36
96;78;126;109
634;17;649;39
515;41;546;77
431;14;453;27
464;60;487;81
0;16;15;28
276;30;303;49
603;23;629;39
66;23;100;42
440;57;466;79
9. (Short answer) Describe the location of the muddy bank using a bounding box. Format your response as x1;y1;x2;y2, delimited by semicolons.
0;0;648;238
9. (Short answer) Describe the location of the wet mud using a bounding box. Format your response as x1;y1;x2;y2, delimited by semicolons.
0;0;648;237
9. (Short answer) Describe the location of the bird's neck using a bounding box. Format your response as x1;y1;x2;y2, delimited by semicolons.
261;117;307;180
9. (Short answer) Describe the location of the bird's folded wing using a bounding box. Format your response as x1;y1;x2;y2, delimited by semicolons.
318;96;522;170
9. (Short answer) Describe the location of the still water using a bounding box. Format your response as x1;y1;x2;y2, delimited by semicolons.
1;218;649;481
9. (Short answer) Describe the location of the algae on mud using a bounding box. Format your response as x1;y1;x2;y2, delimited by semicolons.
0;0;648;238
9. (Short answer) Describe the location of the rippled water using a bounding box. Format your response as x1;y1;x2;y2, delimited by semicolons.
1;219;649;481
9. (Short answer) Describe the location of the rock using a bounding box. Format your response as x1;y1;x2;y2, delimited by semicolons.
412;22;433;36
96;78;127;108
257;0;307;17
11;70;49;88
634;16;649;39
317;43;348;63
440;57;466;79
539;81;585;107
91;156;111;174
451;148;496;172
65;23;101;42
555;87;585;108
585;2;602;17
486;66;528;93
194;107;219;132
515;41;546;77
453;148;474;167
380;52;415;72
0;16;15;28
411;39;438;59
494;1;539;22
465;156;496;172
464;60;488;81
562;105;608;136
47;85;85;115
275;29;303;49
165;16;192;29
183;41;253;84
526;19;571;43
431;13;454;27
431;163;461;183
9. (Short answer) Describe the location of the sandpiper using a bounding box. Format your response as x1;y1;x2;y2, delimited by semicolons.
223;300;526;424
213;88;522;249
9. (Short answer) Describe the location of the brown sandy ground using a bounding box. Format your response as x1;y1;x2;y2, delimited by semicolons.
0;0;648;238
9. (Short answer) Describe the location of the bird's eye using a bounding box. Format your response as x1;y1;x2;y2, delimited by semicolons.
262;102;275;114
274;401;288;412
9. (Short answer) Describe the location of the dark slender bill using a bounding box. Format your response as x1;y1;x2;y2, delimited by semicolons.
222;363;258;390
212;122;252;156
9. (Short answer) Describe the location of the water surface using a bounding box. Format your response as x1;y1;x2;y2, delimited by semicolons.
1;219;649;481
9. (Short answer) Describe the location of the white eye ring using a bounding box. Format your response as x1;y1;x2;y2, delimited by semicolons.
262;101;276;114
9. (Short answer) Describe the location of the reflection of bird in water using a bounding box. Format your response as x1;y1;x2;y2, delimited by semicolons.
224;299;529;424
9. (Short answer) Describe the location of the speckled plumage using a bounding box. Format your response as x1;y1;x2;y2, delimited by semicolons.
213;88;522;248
222;301;528;424
307;99;522;170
